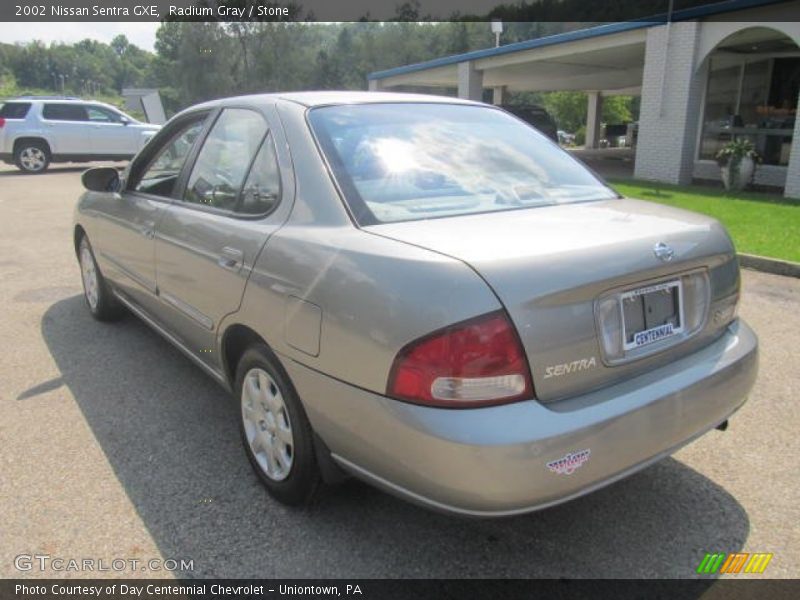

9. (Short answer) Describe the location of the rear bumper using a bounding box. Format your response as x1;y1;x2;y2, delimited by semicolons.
285;319;758;517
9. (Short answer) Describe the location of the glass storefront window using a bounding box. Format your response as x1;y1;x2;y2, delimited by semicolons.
699;54;798;166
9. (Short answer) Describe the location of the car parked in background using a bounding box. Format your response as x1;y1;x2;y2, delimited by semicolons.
74;92;757;516
500;104;559;142
0;96;160;173
558;130;577;145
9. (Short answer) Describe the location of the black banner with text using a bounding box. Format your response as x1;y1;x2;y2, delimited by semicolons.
2;0;799;22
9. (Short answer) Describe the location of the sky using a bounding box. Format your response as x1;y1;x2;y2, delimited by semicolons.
0;23;160;51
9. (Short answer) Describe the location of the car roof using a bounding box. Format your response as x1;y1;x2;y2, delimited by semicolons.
187;91;483;112
277;91;481;107
8;97;117;108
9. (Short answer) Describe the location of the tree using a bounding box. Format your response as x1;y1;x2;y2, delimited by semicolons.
110;34;129;57
602;95;634;125
540;91;588;132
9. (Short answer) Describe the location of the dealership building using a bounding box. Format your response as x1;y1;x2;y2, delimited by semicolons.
367;0;800;198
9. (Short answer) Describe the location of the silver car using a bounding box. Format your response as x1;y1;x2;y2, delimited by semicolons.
0;97;160;173
74;92;758;517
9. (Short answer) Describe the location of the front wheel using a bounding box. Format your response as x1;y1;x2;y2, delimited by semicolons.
236;345;321;506
78;236;124;321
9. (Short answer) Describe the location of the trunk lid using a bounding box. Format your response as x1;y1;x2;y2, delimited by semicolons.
368;198;740;403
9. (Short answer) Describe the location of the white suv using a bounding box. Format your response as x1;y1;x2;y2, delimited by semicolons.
0;96;161;173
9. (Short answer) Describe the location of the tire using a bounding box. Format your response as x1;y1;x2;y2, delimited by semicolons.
236;344;321;506
14;141;50;173
78;236;124;321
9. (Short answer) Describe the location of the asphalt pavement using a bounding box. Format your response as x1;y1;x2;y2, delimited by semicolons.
0;163;798;579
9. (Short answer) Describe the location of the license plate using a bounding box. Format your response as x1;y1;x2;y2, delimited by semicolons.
620;280;684;351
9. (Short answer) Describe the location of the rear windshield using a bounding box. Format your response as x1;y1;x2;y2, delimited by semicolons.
308;103;617;225
0;102;31;119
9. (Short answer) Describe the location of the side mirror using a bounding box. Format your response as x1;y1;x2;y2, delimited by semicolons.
82;167;121;193
120;116;130;126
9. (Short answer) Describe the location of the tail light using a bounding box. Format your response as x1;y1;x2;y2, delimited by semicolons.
0;118;5;128
387;311;534;407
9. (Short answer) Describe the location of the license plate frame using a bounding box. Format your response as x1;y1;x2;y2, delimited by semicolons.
620;280;684;351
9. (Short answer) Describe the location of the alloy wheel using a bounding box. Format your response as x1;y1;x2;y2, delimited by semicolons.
20;147;46;172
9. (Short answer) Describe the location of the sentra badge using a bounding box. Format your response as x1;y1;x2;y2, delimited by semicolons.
546;449;591;475
544;357;597;379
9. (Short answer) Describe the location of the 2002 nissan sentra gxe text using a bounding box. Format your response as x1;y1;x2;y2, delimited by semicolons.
73;92;758;517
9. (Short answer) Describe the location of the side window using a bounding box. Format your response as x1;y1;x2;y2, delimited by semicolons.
183;108;267;211
86;106;118;123
42;104;88;121
237;133;281;216
133;118;206;197
0;102;31;119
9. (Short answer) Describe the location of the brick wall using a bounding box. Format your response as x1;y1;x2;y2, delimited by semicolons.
634;22;704;185
785;96;800;199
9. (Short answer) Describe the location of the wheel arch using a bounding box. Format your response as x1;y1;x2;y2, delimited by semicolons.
220;323;273;388
73;224;87;257
13;136;52;157
221;321;348;484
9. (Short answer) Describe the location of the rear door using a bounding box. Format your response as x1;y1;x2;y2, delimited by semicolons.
153;105;289;365
41;103;90;154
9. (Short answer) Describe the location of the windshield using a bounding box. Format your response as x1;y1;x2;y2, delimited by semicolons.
308;103;617;225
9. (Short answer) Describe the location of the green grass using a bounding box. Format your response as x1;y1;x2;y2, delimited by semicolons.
610;179;800;263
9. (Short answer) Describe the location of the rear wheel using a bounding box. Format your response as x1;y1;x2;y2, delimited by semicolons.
236;344;321;505
78;236;124;321
14;141;50;173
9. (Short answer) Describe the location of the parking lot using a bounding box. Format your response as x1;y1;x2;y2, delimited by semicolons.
0;163;798;579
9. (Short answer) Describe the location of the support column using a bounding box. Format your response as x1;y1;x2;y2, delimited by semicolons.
457;61;484;101
784;89;800;198
585;91;603;149
368;78;382;92
492;86;506;105
634;22;705;185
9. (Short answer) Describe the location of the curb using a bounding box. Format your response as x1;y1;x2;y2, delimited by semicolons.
738;253;800;278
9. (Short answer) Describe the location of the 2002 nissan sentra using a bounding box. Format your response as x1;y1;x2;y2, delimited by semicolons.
74;92;758;517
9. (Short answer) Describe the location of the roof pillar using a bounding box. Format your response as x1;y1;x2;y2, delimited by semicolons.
585;91;603;149
492;86;506;105
634;22;703;185
457;61;484;101
784;88;800;198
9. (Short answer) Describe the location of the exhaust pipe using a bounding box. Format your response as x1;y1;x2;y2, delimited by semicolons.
716;420;729;432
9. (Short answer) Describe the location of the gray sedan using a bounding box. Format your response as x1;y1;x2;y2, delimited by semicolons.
74;92;757;517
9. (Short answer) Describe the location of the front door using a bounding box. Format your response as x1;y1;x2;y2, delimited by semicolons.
153;106;287;365
86;105;134;155
97;113;209;314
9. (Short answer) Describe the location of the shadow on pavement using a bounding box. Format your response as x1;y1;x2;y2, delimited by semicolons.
37;295;749;579
0;166;86;177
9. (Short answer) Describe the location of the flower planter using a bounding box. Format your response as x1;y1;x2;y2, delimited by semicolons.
720;155;755;191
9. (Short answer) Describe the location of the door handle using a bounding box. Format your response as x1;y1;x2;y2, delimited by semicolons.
218;246;244;272
140;221;155;239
